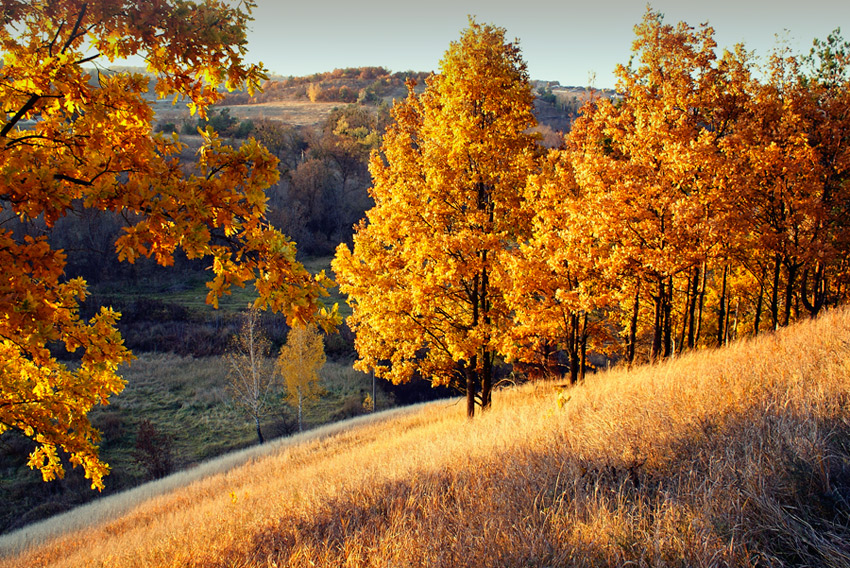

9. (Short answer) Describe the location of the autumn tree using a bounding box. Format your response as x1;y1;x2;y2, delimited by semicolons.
504;148;613;382
333;20;540;417
0;0;338;490
226;308;279;444
277;323;326;432
720;32;850;334
568;10;746;361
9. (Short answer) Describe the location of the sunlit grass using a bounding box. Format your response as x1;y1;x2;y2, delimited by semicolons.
3;308;850;566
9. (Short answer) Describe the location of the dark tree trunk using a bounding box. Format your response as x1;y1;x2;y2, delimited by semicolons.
627;282;640;364
679;271;693;351
568;313;579;383
770;254;782;330
783;263;799;327
663;276;673;358
717;265;728;347
255;417;265;445
466;362;476;419
687;265;700;348
579;312;588;381
651;277;664;361
695;262;707;345
753;281;764;337
801;263;826;317
481;351;492;410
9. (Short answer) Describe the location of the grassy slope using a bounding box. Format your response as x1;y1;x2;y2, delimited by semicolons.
3;309;850;567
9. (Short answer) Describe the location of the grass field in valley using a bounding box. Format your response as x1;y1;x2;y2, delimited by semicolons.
2;308;850;567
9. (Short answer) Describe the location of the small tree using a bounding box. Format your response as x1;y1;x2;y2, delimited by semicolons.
277;323;326;432
226;308;278;444
132;420;174;480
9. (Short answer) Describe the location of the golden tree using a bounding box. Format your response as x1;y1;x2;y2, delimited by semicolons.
333;20;540;417
568;10;745;360
277;323;326;432
0;0;337;490
504;147;615;382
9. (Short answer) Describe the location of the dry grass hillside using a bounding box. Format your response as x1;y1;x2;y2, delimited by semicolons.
2;308;850;567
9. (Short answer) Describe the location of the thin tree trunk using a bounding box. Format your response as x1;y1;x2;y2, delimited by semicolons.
297;388;303;432
663;276;673;358
480;259;492;410
801;263;826;317
730;296;739;344
753;280;764;337
568;313;579;383
255;416;264;444
695;261;707;345
679;271;693;351
481;351;492;410
687;264;700;348
717;265;728;347
651;277;664;361
579;313;588;381
466;363;476;419
468;267;480;419
627;282;640;365
784;263;798;327
771;254;782;330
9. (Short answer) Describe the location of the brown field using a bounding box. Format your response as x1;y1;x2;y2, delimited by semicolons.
2;308;849;567
151;97;345;128
217;101;342;127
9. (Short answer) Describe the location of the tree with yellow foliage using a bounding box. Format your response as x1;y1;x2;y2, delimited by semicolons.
568;10;746;360
277;323;326;432
333;20;540;417
0;0;337;490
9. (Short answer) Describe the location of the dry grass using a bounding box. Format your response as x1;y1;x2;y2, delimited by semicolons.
217;101;340;127
3;308;850;567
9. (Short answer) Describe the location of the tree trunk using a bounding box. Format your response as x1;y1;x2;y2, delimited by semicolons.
651;277;664;361
783;263;799;327
480;258;492;411
687;265;700;348
730;297;739;344
770;254;781;330
695;261;707;345
753;280;764;337
481;351;492;411
627;282;640;365
297;388;303;433
663;276;673;358
568;312;579;383
466;363;476;419
255;416;265;445
801;263;826;317
717;265;728;347
679;271;693;351
579;312;588;382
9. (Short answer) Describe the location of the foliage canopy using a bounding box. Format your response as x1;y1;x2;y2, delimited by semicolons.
0;0;337;490
333;20;540;417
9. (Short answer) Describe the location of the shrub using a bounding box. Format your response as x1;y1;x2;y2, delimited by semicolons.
132;420;174;480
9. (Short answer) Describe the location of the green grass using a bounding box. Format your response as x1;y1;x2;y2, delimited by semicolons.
0;349;388;535
93;255;342;315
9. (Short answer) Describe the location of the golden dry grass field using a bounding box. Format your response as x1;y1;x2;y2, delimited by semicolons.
2;308;850;567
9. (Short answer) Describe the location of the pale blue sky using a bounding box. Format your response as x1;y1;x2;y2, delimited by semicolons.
243;1;849;88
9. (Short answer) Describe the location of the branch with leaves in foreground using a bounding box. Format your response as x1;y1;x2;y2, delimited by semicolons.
0;0;339;491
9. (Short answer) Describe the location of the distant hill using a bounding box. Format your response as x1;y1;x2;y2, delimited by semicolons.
4;307;849;566
215;66;612;133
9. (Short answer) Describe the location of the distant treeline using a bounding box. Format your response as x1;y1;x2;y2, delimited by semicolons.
224;67;431;105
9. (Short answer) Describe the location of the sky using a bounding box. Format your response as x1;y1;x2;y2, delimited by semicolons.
242;0;850;89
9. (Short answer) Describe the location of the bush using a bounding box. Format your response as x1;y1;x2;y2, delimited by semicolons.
132;420;174;480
